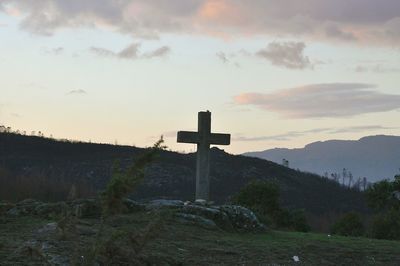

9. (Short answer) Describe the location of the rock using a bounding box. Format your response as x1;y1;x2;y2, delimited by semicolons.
72;199;102;218
146;199;184;210
37;222;58;235
76;225;97;236
122;198;146;213
7;199;42;216
11;239;68;266
5;200;68;218
180;205;233;231
175;213;218;230
219;205;266;232
35;202;68;218
6;207;21;216
0;202;15;215
393;191;400;201
194;199;207;206
146;200;266;232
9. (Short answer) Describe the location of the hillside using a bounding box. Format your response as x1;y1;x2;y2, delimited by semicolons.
244;135;400;183
0;132;367;216
2;210;400;265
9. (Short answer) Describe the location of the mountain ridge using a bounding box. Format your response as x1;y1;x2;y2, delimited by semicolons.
244;135;400;182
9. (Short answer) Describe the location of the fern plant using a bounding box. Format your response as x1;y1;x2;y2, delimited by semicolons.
101;137;166;216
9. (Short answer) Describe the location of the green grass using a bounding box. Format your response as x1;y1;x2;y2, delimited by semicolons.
0;216;52;263
1;212;400;265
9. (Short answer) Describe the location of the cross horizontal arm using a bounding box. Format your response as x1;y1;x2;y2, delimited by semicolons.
209;133;231;145
177;131;199;144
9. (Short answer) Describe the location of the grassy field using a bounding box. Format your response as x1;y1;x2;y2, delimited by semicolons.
1;212;400;265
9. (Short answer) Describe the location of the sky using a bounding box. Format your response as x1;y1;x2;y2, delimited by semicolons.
1;0;400;154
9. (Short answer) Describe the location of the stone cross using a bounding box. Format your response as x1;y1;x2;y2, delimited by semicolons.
177;111;230;201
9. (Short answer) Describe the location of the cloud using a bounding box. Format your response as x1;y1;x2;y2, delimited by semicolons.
234;128;332;142
117;43;140;59
2;0;400;45
216;51;242;67
43;47;64;55
234;83;400;118
142;46;170;58
235;125;396;142
216;52;229;63
90;42;170;59
256;42;312;70
90;43;140;59
90;47;116;57
355;64;400;73
67;89;87;95
324;23;356;41
329;125;395;134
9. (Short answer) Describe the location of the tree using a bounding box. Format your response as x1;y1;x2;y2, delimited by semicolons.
365;177;399;211
331;212;365;237
233;180;310;232
348;172;353;188
233;180;281;217
362;177;368;191
342;168;347;186
366;176;400;240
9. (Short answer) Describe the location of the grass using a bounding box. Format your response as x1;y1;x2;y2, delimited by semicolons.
0;216;52;263
1;211;400;265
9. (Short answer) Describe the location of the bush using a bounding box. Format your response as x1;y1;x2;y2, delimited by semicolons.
370;208;400;240
365;180;394;210
331;212;364;237
234;180;310;232
290;209;311;232
234;180;280;215
102;138;166;216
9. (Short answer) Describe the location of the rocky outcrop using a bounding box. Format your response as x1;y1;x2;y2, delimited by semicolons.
2;198;266;232
0;202;15;215
141;199;266;232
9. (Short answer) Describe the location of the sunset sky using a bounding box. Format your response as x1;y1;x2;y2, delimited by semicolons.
1;0;400;154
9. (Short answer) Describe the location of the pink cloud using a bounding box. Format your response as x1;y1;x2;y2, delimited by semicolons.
234;83;400;118
1;0;400;45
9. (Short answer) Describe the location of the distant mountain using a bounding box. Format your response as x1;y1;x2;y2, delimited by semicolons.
0;132;367;216
244;135;400;182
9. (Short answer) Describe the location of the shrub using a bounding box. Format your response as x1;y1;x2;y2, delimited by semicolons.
234;180;280;215
233;180;280;225
102;137;166;216
273;208;310;232
290;209;311;232
234;180;310;232
331;212;365;237
365;180;394;210
370;208;400;240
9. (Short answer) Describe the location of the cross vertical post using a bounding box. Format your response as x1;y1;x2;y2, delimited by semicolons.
177;111;231;201
196;111;211;200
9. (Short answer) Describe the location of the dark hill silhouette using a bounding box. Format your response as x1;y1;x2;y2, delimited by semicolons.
244;135;400;182
0;132;367;215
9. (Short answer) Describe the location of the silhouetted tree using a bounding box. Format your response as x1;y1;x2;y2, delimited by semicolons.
342;168;347;186
362;177;368;191
348;172;353;188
